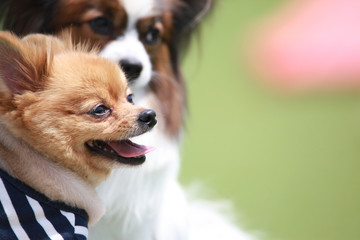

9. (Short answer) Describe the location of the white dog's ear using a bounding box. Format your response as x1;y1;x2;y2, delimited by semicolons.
169;0;214;52
174;0;213;31
0;31;49;94
185;0;213;29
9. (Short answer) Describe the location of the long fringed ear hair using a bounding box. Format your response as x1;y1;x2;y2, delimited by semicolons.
149;0;213;136
166;0;214;76
172;0;214;52
0;0;58;35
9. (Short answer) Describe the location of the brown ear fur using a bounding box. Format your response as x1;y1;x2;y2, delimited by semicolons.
0;32;50;95
170;0;214;50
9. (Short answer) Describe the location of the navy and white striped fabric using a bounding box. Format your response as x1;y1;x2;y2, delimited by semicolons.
0;169;89;240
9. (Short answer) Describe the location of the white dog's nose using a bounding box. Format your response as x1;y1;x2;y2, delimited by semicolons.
120;59;143;82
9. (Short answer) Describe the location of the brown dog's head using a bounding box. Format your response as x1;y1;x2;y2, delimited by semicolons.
0;32;157;186
0;0;213;137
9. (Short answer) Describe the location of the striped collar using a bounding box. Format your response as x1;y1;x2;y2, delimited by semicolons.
0;168;89;240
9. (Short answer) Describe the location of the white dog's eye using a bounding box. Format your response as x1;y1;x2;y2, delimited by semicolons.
144;28;161;45
88;104;111;117
127;94;134;104
88;17;114;35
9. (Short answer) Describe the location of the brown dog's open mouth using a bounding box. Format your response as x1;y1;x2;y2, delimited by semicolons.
85;139;155;165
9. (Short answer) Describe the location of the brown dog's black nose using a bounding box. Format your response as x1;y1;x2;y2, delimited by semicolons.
120;59;143;82
138;109;157;128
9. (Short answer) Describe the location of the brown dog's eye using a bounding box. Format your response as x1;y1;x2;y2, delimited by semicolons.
88;104;111;117
127;94;134;104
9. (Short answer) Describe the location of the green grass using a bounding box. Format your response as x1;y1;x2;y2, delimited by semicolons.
180;1;360;240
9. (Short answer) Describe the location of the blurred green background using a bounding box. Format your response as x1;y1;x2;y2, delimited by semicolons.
180;1;360;240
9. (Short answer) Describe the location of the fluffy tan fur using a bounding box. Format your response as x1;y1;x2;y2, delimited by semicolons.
0;31;153;224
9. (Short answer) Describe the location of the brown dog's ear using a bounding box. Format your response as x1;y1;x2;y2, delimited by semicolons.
0;32;49;94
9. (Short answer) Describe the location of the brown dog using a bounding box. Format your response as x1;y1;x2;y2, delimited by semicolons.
0;31;156;239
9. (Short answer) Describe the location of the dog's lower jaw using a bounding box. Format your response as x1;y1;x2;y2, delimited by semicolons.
0;124;105;225
89;120;185;240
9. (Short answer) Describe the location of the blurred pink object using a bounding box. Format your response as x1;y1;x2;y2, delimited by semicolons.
250;0;360;90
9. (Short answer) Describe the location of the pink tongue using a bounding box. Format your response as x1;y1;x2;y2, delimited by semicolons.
107;140;155;158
